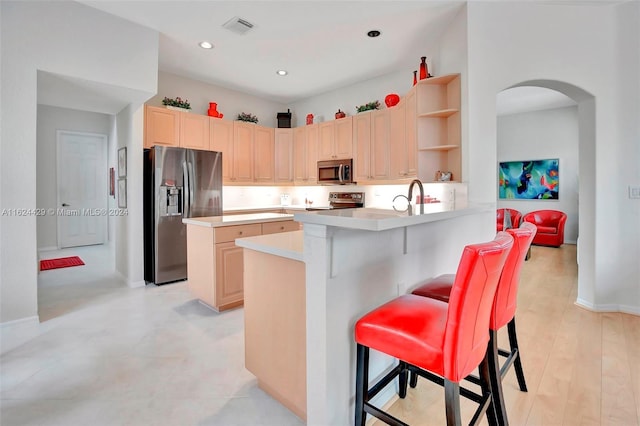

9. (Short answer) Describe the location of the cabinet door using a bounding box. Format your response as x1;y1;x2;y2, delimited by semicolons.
334;116;353;159
254;126;275;182
180;112;210;150
215;242;244;307
306;124;318;182
371;110;390;180
210;119;234;182
275;129;293;182
353;112;371;181
233;122;254;182
293;126;307;181
318;122;335;160
404;89;417;177
144;106;179;148
389;100;407;179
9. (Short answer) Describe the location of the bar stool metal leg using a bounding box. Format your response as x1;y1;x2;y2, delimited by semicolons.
355;344;369;426
487;330;508;426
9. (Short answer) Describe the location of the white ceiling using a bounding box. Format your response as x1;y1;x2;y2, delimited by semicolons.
41;1;620;114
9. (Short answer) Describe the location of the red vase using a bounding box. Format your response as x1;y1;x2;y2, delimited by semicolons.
335;109;346;119
385;94;400;108
413;70;417;86
419;57;428;80
306;114;314;125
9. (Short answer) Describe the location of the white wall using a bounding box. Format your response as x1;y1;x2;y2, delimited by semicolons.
0;1;158;323
466;2;639;313
36;105;113;250
147;72;287;128
497;106;579;243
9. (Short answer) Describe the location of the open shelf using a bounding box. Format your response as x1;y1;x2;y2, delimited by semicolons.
418;109;459;118
418;145;459;152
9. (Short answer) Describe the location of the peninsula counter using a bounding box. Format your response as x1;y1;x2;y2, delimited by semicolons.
236;203;494;425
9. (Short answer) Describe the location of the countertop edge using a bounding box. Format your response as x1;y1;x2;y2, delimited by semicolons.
183;213;294;228
235;231;304;262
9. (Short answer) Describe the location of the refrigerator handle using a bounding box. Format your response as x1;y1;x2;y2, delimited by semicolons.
182;161;190;217
188;161;195;217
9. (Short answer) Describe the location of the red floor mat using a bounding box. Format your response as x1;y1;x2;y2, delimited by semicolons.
40;256;85;271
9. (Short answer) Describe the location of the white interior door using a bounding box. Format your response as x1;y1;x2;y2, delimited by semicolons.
56;130;108;248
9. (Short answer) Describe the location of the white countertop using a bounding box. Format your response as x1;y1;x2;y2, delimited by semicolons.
293;202;492;231
182;213;294;228
223;205;308;214
235;230;304;261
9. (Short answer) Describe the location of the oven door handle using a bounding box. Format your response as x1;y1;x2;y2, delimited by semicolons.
338;164;344;183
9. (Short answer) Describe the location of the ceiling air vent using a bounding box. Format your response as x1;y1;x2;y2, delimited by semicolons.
222;16;254;35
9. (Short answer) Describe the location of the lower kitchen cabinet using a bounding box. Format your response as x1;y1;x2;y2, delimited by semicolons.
186;218;299;311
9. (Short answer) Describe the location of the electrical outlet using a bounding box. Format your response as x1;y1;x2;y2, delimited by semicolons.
629;186;640;199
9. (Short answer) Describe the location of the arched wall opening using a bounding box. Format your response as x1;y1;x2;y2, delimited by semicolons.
497;80;596;309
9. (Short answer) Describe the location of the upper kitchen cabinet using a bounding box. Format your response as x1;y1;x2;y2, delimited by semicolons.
181;113;210;150
416;74;461;182
318;117;353;160
293;124;318;184
254;126;275;182
353;110;390;182
144;105;179;148
210;118;234;182
274;129;293;183
389;89;417;179
144;105;210;150
233;121;255;183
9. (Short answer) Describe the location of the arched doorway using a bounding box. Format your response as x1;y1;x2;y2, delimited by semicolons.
496;80;596;309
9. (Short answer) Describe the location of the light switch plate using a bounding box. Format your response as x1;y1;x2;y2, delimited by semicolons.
629;186;640;199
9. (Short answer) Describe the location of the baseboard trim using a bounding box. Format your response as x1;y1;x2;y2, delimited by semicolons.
128;280;146;289
575;299;640;316
1;315;40;328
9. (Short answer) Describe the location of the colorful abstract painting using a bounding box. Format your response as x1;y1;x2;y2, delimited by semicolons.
498;159;559;200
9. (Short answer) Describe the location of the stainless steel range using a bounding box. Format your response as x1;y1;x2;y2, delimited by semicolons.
307;191;365;211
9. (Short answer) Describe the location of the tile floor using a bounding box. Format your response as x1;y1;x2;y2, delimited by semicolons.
1;245;304;426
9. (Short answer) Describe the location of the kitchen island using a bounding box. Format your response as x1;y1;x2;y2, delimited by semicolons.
236;203;494;425
182;213;299;311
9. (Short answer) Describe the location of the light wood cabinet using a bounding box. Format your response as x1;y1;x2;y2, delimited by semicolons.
180;112;210;150
210;119;234;181
318;117;353;160
233;121;255;182
416;74;461;182
186;220;298;312
389;90;417;179
144;106;180;148
254;126;275;182
275;129;293;183
293;124;318;183
354;110;390;181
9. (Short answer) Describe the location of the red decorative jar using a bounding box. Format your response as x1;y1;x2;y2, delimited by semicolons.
306;114;314;125
419;56;428;80
385;94;400;108
335;109;346;119
413;70;417;86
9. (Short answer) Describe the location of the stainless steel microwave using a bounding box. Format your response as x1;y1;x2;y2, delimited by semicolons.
317;159;354;184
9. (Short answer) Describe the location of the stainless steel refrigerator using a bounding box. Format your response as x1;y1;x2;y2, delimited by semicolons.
144;146;222;285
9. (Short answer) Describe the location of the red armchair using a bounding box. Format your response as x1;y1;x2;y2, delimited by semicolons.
496;208;522;231
523;209;567;247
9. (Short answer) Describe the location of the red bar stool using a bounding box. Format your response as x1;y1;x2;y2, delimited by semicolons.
354;232;514;426
410;222;536;425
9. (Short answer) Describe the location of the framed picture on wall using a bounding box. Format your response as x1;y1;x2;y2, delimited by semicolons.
109;167;115;197
498;158;559;200
118;178;127;208
118;147;127;178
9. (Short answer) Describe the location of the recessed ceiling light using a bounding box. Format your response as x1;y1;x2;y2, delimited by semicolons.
276;70;288;76
367;30;381;38
199;41;214;49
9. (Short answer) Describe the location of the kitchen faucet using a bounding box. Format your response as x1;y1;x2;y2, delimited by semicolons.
408;179;424;214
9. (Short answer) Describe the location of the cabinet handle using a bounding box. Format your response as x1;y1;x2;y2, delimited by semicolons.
239;231;243;235
280;226;284;230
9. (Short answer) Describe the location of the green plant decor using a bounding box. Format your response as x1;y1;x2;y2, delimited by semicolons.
356;100;381;113
162;96;191;110
237;112;259;123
